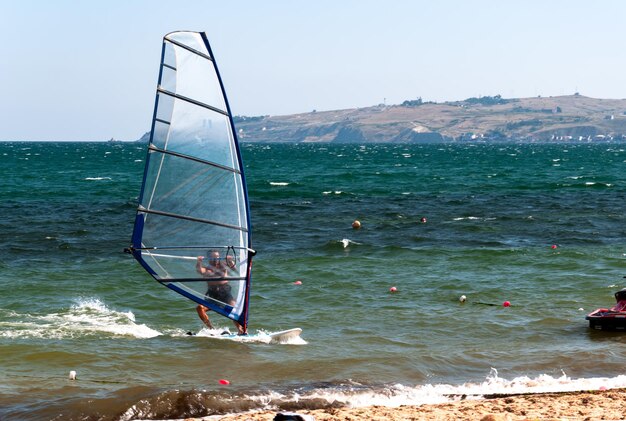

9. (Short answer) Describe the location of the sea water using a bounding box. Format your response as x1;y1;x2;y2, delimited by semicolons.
1;141;625;419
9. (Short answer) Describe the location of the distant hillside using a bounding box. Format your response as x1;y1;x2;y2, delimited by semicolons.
139;95;626;142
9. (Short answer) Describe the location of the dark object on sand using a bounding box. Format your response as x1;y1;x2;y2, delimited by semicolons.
273;412;315;421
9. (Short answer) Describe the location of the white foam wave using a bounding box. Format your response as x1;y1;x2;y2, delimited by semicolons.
269;182;290;186
339;239;360;248
253;369;626;410
584;182;612;187
0;298;160;339
84;177;112;181
191;327;306;345
453;216;496;221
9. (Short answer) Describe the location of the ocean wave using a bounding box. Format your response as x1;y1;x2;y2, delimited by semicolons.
585;182;613;187
0;297;160;339
44;371;626;420
182;327;306;345
84;177;112;181
339;238;360;248
452;216;497;221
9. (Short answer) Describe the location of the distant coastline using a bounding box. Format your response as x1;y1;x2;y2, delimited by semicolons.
231;94;626;143
128;94;626;144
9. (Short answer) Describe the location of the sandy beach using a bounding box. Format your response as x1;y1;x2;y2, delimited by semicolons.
214;388;626;420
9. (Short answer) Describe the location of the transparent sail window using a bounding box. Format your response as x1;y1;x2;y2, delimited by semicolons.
162;40;226;113
159;64;177;93
154;98;238;168
140;153;248;230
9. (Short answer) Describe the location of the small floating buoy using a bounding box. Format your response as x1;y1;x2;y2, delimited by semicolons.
69;370;77;380
352;220;361;229
420;217;427;223
219;379;230;385
503;301;511;307
389;286;397;292
551;244;558;249
459;295;467;303
293;280;302;285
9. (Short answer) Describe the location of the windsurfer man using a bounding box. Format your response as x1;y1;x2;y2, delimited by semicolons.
196;251;244;334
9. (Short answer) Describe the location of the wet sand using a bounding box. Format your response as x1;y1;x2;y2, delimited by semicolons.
213;388;626;420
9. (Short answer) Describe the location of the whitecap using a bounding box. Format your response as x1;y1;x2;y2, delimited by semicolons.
192;327;306;345
0;297;160;339
339;238;361;248
233;371;626;411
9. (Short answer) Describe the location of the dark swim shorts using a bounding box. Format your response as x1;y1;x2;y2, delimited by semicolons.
206;284;234;304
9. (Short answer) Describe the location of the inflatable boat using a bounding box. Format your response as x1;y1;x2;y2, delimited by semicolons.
586;289;626;331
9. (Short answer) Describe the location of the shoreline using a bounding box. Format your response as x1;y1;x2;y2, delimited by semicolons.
211;388;626;420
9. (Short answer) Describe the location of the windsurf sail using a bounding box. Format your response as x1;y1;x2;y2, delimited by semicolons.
128;31;253;333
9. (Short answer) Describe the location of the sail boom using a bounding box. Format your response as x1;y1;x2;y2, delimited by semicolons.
131;245;253;252
158;277;248;283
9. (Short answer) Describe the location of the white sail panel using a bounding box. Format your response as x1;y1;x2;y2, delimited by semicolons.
161;43;227;112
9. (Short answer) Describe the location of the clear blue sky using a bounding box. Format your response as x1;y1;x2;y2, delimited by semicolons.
2;0;625;141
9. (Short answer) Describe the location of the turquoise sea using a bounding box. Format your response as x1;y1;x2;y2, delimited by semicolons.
1;141;626;420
